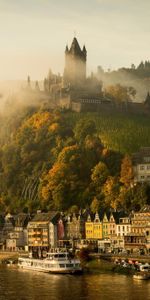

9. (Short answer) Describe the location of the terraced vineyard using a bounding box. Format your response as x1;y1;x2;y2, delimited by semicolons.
66;111;150;153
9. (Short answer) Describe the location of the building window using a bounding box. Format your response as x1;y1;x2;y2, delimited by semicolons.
140;165;145;170
144;157;150;163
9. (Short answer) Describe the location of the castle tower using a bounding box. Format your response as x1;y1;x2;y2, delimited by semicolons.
64;37;87;87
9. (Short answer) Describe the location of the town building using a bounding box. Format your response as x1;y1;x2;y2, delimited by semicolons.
66;212;86;240
85;212;103;240
124;206;150;253
102;212;110;239
132;147;150;183
6;213;30;251
115;216;131;250
1;213;15;250
27;211;60;255
116;217;131;237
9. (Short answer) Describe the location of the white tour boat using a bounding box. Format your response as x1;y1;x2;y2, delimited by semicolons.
18;249;82;274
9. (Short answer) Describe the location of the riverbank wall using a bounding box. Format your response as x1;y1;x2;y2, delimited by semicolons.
91;253;150;263
0;251;28;263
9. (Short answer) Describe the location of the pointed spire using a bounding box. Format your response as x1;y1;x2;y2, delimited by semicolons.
145;91;150;106
27;75;31;90
87;214;91;222
27;75;30;86
69;37;82;55
65;45;69;53
94;211;100;223
83;45;87;53
35;80;40;91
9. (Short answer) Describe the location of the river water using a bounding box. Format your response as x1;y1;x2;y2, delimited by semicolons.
0;266;150;300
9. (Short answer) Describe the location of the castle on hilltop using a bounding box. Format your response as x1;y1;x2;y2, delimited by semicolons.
25;37;150;114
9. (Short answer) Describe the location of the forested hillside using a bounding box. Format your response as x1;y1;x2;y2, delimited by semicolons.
0;104;150;213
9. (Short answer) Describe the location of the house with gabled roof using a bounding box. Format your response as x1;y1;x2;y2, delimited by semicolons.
66;211;86;240
102;212;110;239
124;205;150;253
85;211;103;240
5;213;30;251
27;211;60;255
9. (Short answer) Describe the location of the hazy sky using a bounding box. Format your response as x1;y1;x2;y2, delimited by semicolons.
0;0;150;80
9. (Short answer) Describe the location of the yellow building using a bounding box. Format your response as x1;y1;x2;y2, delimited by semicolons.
102;213;109;239
85;212;103;240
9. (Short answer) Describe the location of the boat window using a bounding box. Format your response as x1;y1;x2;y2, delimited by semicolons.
54;254;66;258
66;264;74;267
59;264;65;268
75;264;80;267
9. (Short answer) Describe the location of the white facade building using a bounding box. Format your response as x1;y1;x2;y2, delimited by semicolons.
132;147;150;183
116;217;131;237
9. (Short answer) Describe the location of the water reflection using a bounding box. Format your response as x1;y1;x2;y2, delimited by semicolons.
0;266;150;300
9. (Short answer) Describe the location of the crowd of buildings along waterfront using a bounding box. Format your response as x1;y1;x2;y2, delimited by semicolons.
0;205;149;256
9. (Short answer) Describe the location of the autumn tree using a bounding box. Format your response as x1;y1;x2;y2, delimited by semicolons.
91;162;109;187
40;145;84;210
101;148;122;176
90;197;100;213
118;183;148;211
105;84;136;103
102;176;120;209
74;119;96;143
120;155;134;187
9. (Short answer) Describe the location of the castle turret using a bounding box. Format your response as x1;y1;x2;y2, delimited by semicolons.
82;45;87;57
64;37;87;87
